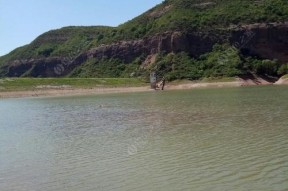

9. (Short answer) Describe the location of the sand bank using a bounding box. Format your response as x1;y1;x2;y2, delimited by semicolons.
1;75;284;98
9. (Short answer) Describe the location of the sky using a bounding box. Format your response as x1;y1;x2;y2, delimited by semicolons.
0;0;163;56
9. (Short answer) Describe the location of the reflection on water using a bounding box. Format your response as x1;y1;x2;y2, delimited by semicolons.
0;86;288;191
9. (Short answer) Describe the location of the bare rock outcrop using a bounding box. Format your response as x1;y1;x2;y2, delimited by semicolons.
230;22;288;63
86;31;217;63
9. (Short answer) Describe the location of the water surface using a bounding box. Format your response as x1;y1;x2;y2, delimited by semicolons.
1;86;288;191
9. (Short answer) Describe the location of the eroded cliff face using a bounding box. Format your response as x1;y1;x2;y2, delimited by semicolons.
6;57;63;77
86;31;219;62
4;23;288;77
230;22;288;63
6;31;219;77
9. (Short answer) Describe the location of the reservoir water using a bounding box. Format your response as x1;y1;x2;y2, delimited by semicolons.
0;86;288;191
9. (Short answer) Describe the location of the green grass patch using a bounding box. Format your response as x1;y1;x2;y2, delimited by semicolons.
0;78;147;92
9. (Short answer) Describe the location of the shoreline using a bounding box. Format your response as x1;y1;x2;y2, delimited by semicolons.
1;75;287;99
1;78;284;99
0;86;152;99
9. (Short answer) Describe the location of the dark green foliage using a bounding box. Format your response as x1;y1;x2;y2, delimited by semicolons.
120;0;288;35
149;52;202;81
198;44;243;77
254;60;280;76
69;58;143;78
278;64;288;76
149;44;243;81
70;58;124;78
243;57;282;76
68;44;286;80
146;44;283;81
37;44;56;57
0;66;8;77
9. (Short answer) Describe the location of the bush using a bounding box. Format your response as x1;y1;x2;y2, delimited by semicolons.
198;44;243;78
278;64;288;76
254;59;280;76
149;52;203;81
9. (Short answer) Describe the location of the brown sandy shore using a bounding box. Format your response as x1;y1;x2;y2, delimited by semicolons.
0;83;236;99
1;75;287;99
0;86;153;99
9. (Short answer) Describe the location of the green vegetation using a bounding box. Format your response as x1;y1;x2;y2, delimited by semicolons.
69;58;144;78
144;44;287;81
242;58;281;76
0;78;147;92
277;63;288;76
57;43;282;82
0;0;288;80
148;44;243;81
69;44;260;81
119;0;288;39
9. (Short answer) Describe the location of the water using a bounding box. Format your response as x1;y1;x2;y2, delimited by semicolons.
0;86;288;191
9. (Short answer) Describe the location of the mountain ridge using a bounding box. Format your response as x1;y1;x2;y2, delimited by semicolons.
1;0;288;79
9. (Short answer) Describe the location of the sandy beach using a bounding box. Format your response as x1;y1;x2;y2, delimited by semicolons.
2;75;285;99
0;86;153;98
1;74;287;99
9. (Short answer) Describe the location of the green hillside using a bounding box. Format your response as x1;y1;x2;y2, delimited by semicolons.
0;0;288;79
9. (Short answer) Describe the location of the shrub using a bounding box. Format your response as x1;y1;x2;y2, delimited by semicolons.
278;64;288;76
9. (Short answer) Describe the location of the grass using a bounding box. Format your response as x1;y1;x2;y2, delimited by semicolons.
162;77;237;86
0;78;148;92
281;74;288;79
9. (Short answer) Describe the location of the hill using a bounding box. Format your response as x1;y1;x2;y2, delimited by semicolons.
0;0;288;80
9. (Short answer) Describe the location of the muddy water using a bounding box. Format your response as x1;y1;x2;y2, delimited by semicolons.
0;86;288;191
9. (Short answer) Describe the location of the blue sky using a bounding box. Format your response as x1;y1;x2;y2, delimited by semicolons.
0;0;163;56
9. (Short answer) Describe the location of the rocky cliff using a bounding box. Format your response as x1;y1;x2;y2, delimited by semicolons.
231;22;288;63
5;22;288;77
4;31;221;77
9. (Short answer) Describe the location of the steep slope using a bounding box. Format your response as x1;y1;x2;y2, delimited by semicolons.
0;0;288;79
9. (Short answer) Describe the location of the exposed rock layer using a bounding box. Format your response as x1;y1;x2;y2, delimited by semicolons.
231;22;288;63
5;23;288;77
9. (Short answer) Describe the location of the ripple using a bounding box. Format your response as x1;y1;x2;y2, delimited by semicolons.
1;87;288;190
